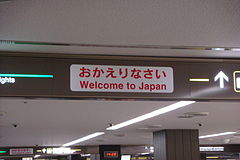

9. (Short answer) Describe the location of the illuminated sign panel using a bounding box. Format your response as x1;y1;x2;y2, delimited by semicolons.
22;158;33;160
9;148;33;155
0;151;6;153
41;147;77;154
70;64;174;93
104;151;119;158
1;56;240;100
0;146;84;157
35;147;82;156
200;147;224;152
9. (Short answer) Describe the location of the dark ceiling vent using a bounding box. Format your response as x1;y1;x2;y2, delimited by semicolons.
179;112;209;119
96;139;105;142
178;115;193;119
185;112;209;117
114;134;125;137
137;125;162;130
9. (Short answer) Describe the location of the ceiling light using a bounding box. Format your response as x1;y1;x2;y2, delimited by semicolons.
189;78;210;82
137;125;162;130
178;115;193;119
62;132;104;147
34;155;40;158
211;48;225;51
139;153;150;155
199;132;237;139
22;158;33;160
231;48;240;51
81;154;91;157
107;101;195;130
184;112;209;117
206;157;219;159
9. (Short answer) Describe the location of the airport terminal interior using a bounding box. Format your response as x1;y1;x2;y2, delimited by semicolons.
1;1;240;160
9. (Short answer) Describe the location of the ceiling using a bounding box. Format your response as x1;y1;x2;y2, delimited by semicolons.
1;99;240;147
0;0;240;57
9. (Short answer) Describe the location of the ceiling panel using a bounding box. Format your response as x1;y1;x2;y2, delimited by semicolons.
0;0;240;57
0;99;240;146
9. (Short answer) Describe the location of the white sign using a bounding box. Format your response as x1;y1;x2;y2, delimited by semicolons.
70;64;174;93
22;158;33;160
42;147;76;154
200;147;224;152
10;148;33;155
0;77;15;84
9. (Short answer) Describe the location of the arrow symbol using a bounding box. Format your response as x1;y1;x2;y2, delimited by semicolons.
214;71;229;88
42;148;46;153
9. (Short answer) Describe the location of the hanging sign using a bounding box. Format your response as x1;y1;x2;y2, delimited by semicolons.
70;64;174;93
9;148;33;155
200;147;224;152
2;55;240;100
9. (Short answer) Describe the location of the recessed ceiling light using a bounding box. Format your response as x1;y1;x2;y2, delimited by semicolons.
206;157;219;159
34;155;40;158
137;125;162;130
107;101;195;130
185;112;209;117
139;153;150;155
231;48;240;51
147;124;162;128
211;48;225;51
199;132;237;139
62;132;104;147
178;115;193;119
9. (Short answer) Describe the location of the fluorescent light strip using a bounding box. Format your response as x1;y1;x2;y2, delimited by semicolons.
107;101;195;130
211;48;225;51
199;132;236;139
0;74;53;78
34;155;41;158
62;132;104;147
189;78;210;82
231;48;240;51
206;157;219;159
